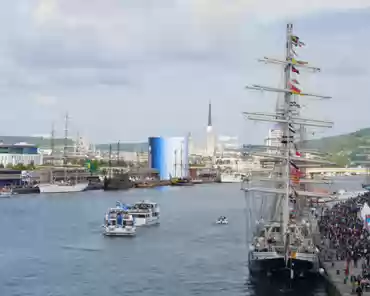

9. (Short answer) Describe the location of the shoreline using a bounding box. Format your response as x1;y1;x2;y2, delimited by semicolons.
317;191;370;296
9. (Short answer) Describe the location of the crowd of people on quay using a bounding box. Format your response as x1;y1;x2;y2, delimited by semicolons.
319;192;370;295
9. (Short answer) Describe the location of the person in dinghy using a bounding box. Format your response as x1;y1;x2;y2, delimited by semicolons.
216;216;228;224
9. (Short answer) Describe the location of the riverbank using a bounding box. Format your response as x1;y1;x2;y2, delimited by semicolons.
322;260;360;296
317;190;370;296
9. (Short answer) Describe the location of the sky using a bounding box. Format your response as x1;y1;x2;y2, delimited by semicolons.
1;0;370;144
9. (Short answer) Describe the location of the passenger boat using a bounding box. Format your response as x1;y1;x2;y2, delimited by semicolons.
103;208;136;236
128;200;160;226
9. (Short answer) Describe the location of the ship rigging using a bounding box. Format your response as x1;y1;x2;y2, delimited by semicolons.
243;23;334;277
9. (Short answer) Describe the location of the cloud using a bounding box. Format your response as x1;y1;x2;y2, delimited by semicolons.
34;95;57;106
0;0;369;143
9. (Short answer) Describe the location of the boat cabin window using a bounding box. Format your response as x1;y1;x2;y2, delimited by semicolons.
125;220;133;226
271;227;280;233
132;213;147;218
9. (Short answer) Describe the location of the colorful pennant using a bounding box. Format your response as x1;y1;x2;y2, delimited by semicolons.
291;35;305;47
289;82;301;94
292;66;300;74
291;58;308;65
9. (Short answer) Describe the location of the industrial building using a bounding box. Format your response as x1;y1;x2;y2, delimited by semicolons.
0;143;43;166
148;136;189;180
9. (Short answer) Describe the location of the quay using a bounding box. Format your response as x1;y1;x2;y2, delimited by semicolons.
306;167;368;175
321;260;365;296
317;192;370;296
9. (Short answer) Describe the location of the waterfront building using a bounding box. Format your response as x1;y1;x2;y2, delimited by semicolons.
217;135;239;153
0;143;43;167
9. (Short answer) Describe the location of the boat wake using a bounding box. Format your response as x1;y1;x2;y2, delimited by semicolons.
60;245;103;252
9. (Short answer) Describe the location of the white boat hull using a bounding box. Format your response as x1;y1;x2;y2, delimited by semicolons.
38;183;89;193
104;226;136;236
134;216;160;226
220;174;244;183
0;192;12;198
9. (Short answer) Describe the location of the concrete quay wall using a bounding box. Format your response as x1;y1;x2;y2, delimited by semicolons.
321;261;352;296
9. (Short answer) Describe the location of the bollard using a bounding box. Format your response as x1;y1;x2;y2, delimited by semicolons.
332;262;335;267
336;269;340;275
344;277;347;284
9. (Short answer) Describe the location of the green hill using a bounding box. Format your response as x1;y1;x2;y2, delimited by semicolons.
0;136;73;148
305;128;370;166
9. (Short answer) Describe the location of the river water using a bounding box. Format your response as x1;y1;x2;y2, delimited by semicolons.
0;179;363;296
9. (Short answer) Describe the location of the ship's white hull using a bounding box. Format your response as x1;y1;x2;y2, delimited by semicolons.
104;225;136;236
220;174;244;183
38;183;89;193
134;216;160;226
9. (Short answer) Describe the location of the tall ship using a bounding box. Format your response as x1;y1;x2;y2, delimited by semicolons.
243;23;334;278
102;144;134;191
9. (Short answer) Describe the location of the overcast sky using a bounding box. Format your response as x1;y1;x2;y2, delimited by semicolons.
1;0;370;144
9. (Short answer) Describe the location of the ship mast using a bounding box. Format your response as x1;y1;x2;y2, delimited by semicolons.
63;112;69;182
282;23;293;239
180;144;183;178
244;23;334;265
174;150;177;177
50;122;55;166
